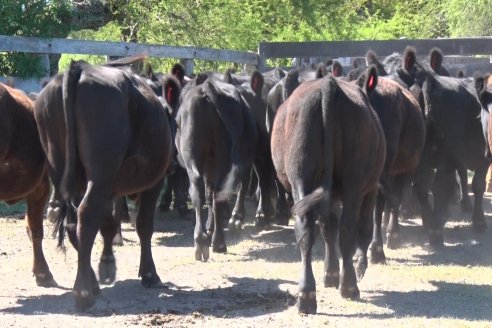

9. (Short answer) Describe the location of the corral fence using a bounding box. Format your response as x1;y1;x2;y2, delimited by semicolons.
0;35;492;92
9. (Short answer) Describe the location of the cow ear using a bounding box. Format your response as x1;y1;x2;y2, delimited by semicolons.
274;67;285;80
366;50;378;65
224;69;234;84
171;63;185;83
403;46;417;72
364;65;378;95
316;63;327;79
145;62;158;81
250;70;264;94
457;70;465;78
163;75;181;111
332;61;343;77
195;73;208;85
474;73;486;102
429;47;444;72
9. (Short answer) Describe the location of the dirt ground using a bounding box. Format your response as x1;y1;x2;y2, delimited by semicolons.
0;194;491;328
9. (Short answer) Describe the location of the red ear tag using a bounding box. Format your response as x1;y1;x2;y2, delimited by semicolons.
368;75;375;89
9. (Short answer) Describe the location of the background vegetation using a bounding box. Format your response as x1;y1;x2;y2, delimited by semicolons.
0;0;491;76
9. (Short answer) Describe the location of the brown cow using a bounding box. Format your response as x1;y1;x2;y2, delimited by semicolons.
0;82;56;287
271;66;386;314
34;59;174;310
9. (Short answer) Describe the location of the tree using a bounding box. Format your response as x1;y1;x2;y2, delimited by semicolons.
445;0;492;37
0;0;113;77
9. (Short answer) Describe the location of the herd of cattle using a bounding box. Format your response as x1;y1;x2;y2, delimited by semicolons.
1;45;492;314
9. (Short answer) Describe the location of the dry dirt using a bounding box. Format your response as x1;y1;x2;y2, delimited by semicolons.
0;194;491;327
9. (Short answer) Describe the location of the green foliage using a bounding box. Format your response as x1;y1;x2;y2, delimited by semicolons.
445;0;492;37
0;0;71;77
2;0;492;77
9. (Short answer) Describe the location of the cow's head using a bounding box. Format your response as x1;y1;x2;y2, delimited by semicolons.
475;73;492;113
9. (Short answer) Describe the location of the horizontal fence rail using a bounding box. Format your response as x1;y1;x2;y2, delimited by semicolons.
0;35;259;65
259;38;492;60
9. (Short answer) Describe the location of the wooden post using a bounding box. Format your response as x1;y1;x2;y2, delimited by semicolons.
40;54;50;77
180;59;194;76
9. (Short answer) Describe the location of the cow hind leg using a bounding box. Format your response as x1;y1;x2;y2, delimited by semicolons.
319;207;340;288
229;175;248;234
189;172;209;262
339;193;362;300
212;195;227;253
274;178;291;225
73;181;108;310
295;210;317;314
25;176;57;287
98;203;119;285
471;166;487;231
386;174;411;249
458;168;472;212
368;192;386;264
354;189;377;282
136;179;164;288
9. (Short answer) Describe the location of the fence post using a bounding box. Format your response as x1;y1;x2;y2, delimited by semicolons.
180;59;194;76
40;54;50;77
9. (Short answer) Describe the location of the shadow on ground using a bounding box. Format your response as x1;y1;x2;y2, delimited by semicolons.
0;277;296;318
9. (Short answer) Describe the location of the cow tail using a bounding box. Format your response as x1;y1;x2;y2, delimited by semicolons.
293;76;336;218
57;61;83;250
202;80;244;198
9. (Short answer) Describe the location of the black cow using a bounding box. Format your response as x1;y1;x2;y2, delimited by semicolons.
406;47;489;246
0;83;56;287
175;75;257;261
34;59;175;309
271;67;386;314
352;75;426;263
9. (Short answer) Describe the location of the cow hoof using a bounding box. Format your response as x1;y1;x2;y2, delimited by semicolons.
428;229;444;249
194;243;210;262
385;232;400;249
98;256;116;285
158;203;170;212
461;200;472;212
297;291;317;314
354;257;367;282
274;210;291;226
228;218;243;234
177;206;190;218
255;213;270;230
212;243;227;253
194;232;210;261
324;272;339;288
46;206;61;223
368;243;386;264
35;273;58;288
74;290;95;311
472;220;487;232
340;286;360;299
141;272;162;288
112;233;124;246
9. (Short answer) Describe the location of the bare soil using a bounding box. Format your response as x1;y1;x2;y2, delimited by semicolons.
0;195;491;327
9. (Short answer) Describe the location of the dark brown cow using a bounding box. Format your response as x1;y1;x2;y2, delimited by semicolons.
0;83;56;287
271;67;386;314
176;76;257;261
352;75;425;263
34;59;174;310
